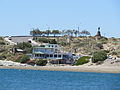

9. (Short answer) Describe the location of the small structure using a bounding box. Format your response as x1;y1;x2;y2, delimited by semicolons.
12;48;25;54
32;43;74;64
95;27;102;40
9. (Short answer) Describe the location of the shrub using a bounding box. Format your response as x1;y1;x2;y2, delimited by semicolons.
36;59;47;66
16;42;32;49
0;37;4;40
49;39;57;44
17;55;30;63
92;50;107;63
95;43;103;49
59;42;69;46
75;56;90;65
26;60;35;66
38;38;57;44
16;42;32;53
99;37;108;44
38;38;49;43
0;41;5;45
0;55;6;60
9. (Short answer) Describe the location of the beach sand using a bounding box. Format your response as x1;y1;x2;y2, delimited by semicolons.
0;65;120;73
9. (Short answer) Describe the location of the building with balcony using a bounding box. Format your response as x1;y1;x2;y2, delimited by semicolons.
32;43;74;64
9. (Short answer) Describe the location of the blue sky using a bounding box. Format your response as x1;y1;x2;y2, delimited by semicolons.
0;0;120;37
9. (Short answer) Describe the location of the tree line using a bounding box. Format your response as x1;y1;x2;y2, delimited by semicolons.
30;28;90;37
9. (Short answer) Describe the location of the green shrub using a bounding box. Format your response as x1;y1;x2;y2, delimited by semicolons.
75;56;90;65
0;41;5;45
0;55;6;60
15;42;32;53
36;59;47;66
99;37;108;44
38;38;49;43
92;50;107;63
17;55;30;63
0;37;4;40
38;38;57;44
59;42;69;46
16;42;32;49
49;39;57;44
95;43;103;49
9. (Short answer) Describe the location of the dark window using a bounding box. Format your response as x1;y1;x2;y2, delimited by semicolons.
46;54;49;57
63;55;67;58
35;54;39;57
50;54;53;57
54;54;57;57
58;55;61;57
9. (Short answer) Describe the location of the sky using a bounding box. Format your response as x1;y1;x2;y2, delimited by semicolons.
0;0;120;37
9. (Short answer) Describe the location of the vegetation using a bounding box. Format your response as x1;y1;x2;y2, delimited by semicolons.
0;37;4;40
92;50;107;63
0;37;6;45
0;55;6;60
36;38;57;44
80;30;90;36
30;28;91;37
15;42;32;53
36;59;47;66
0;41;6;45
16;55;30;63
99;37;108;44
95;43;103;49
75;56;90;65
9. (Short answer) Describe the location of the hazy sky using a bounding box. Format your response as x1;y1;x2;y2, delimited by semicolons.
0;0;120;37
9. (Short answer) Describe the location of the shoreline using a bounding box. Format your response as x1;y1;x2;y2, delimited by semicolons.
0;65;120;73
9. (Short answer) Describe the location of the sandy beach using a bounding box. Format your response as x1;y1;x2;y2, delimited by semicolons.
0;65;120;73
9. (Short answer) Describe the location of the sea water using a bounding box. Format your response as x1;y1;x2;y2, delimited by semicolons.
0;69;120;90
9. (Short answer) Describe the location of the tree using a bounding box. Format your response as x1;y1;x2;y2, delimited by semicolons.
16;55;30;63
30;28;42;36
75;56;90;65
36;59;47;66
80;30;90;36
30;30;37;36
16;42;32;53
92;50;107;63
66;30;73;36
16;42;32;50
52;30;60;37
73;30;79;37
45;30;51;37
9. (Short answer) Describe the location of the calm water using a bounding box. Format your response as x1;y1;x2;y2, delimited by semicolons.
0;69;120;90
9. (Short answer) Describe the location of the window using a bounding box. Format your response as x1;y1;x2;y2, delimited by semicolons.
63;55;67;58
54;54;57;57
46;54;49;57
55;45;57;47
50;54;53;57
58;55;61;58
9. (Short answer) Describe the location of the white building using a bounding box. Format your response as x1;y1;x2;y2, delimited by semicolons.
32;43;74;64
